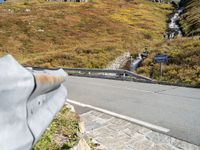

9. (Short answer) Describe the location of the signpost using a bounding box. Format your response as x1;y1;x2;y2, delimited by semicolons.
153;54;168;77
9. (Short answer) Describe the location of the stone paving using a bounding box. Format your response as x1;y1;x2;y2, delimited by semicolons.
80;110;200;150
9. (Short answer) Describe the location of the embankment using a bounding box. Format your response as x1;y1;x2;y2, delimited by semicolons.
180;0;200;37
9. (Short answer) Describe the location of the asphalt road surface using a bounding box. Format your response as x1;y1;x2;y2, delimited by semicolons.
64;76;200;146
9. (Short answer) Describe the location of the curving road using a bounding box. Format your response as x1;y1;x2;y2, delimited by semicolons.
64;76;200;146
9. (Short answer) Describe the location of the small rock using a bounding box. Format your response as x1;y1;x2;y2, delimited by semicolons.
92;139;108;150
38;29;44;32
65;102;76;112
77;138;91;150
79;121;85;134
91;139;101;147
53;134;68;146
25;9;31;12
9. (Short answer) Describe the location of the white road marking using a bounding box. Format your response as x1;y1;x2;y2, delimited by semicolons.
67;99;170;133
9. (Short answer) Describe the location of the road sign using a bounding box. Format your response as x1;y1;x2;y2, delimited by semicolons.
153;54;168;77
154;54;168;64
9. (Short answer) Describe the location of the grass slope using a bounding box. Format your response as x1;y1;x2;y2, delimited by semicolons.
33;105;79;150
0;0;171;68
136;38;200;86
180;0;200;36
136;0;200;87
0;0;199;86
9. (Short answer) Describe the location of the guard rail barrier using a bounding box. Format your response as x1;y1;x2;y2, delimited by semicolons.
0;55;67;150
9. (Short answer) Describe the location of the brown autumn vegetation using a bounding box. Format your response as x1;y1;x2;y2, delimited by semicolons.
180;0;200;36
0;0;171;67
0;0;199;86
136;38;200;86
136;0;200;87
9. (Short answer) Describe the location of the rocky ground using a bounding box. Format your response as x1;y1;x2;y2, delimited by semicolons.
106;52;130;70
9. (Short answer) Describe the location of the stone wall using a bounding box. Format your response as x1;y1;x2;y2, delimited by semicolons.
106;52;131;70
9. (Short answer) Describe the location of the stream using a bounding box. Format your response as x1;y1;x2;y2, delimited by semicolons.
129;2;185;71
166;3;184;39
108;1;185;72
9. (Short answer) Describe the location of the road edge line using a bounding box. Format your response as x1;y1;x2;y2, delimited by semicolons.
67;99;170;133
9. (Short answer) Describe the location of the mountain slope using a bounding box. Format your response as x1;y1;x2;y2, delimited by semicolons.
0;0;171;68
180;0;200;36
0;0;199;86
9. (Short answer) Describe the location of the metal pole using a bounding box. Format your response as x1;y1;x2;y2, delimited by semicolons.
149;63;154;79
160;63;163;77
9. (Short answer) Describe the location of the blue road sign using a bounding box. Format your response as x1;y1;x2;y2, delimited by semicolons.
154;54;168;64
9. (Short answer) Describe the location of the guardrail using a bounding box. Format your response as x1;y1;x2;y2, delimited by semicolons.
0;55;67;150
27;66;197;88
0;54;196;149
27;67;155;83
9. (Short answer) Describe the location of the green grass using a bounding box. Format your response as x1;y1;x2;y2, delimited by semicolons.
33;105;79;150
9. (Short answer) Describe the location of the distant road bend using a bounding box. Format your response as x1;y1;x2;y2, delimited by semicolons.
64;76;200;146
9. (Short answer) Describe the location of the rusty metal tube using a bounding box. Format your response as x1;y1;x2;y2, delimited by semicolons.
29;69;67;100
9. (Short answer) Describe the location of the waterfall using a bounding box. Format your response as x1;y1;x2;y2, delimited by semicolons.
166;7;183;39
129;54;143;71
165;0;185;39
129;49;149;71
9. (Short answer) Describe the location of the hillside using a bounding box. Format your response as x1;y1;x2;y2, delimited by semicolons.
180;0;200;36
135;0;200;87
136;38;200;86
0;0;199;86
0;0;171;68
